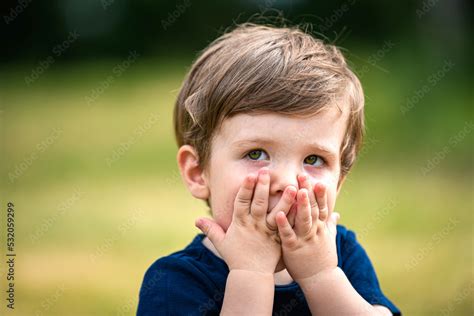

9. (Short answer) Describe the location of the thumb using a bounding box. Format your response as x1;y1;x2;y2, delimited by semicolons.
195;217;225;247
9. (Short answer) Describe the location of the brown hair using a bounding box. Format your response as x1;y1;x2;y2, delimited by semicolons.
174;22;364;197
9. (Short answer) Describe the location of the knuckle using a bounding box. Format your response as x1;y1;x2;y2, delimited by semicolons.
205;224;213;235
303;232;315;242
253;222;261;231
285;236;298;248
281;224;293;236
281;229;292;239
235;195;250;207
252;197;267;208
266;217;276;229
235;215;247;225
264;229;276;239
301;216;312;226
316;221;325;231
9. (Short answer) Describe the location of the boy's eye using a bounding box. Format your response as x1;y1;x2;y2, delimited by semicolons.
245;150;325;167
246;149;268;161
304;155;325;167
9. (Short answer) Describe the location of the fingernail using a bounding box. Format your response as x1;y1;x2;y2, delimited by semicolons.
258;169;270;185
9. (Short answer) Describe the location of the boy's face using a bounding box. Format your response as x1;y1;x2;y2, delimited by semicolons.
202;106;349;232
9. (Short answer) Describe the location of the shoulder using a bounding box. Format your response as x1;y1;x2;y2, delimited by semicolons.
139;234;227;296
336;223;357;242
336;224;361;257
140;256;185;295
137;234;227;315
335;224;374;277
142;237;218;283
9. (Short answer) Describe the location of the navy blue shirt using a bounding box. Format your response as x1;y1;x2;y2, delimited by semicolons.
137;224;401;315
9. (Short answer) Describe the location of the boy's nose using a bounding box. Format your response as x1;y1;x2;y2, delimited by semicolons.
267;165;300;204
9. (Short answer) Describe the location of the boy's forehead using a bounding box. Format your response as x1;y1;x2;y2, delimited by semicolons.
215;107;348;152
220;107;347;139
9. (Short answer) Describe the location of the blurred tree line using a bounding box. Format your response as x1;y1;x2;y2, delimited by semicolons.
0;0;471;65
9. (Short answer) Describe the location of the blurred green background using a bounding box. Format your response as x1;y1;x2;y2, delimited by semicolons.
0;0;472;315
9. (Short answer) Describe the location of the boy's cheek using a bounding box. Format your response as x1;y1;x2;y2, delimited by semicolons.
224;196;238;227
214;213;232;232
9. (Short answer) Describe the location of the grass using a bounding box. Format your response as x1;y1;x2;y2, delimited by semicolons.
0;56;472;315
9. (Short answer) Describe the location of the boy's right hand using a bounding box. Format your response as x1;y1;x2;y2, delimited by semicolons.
195;167;296;274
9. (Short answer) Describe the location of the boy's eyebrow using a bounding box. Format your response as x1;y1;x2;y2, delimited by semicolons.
232;138;338;159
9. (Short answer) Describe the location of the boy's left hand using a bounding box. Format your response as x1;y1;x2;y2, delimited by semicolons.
275;174;340;283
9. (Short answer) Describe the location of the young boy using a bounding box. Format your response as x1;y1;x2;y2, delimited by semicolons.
137;23;401;315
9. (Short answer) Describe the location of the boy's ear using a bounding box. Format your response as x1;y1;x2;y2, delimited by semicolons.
176;145;210;200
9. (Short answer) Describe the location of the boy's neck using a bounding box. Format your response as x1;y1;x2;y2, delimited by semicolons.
201;236;294;286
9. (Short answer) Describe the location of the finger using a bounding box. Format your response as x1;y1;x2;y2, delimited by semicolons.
233;173;257;222
195;217;225;249
276;211;297;248
314;182;328;222
250;168;270;220
266;185;297;230
298;172;318;220
294;189;312;236
287;203;297;228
